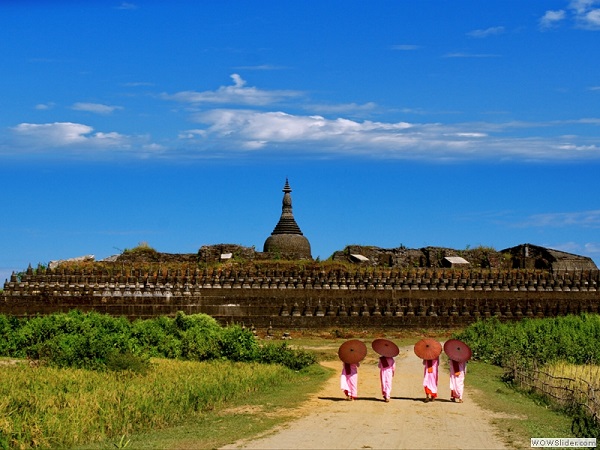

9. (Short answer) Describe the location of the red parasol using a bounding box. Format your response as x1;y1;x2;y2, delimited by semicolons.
338;339;368;364
443;339;472;362
371;338;400;357
414;338;442;360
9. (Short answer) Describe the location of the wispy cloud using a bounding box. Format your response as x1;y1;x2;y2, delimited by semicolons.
232;64;288;71
540;1;600;30
122;81;155;87
524;209;600;228
116;2;138;10
540;10;566;29
71;102;123;114
11;122;128;149
35;102;55;110
161;74;302;106
306;102;378;115
179;109;600;160
443;52;500;58
391;44;421;51
467;26;506;38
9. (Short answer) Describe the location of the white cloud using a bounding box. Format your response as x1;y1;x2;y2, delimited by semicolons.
35;102;55;110
162;74;302;106
11;122;128;149
71;102;123;114
525;209;600;228
443;52;500;58
467;26;505;38
232;64;287;71
116;2;138;10
306;102;378;114
177;109;600;160
540;10;566;29
541;1;600;29
391;44;421;51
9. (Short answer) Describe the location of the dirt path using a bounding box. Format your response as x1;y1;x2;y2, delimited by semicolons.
222;346;507;450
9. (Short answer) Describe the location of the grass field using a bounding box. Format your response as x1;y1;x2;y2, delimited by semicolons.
1;327;587;448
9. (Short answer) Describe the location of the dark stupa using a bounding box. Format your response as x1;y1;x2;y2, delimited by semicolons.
263;179;312;260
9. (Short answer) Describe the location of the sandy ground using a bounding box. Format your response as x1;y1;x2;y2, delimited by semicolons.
221;346;507;450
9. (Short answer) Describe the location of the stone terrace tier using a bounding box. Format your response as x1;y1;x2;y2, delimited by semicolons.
2;266;599;327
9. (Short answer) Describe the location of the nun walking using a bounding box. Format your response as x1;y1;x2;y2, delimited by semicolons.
444;339;472;403
338;340;367;401
414;338;442;402
372;339;399;402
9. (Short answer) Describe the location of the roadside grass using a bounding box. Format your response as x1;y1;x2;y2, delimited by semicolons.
467;361;576;448
76;363;332;450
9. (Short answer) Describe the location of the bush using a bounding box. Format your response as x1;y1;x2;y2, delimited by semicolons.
105;351;151;374
0;311;317;371
258;342;318;370
455;314;600;367
218;325;259;361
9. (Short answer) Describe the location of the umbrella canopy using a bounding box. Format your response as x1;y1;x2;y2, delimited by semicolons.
414;338;442;360
371;338;400;357
338;339;368;364
443;339;472;362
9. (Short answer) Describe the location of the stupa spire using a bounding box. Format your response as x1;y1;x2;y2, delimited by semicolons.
271;178;303;235
263;178;312;260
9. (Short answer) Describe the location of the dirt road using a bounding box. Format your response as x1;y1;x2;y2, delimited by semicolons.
222;346;507;450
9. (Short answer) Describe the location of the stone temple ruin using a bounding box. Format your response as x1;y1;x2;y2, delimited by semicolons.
1;179;599;328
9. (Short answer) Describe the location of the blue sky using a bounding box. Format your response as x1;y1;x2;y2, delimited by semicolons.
1;0;600;282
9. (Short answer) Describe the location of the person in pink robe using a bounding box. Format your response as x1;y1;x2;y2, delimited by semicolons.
422;357;439;402
449;359;467;402
378;355;396;402
340;362;359;400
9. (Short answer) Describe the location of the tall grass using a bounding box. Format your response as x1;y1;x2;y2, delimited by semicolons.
454;314;600;366
0;358;296;449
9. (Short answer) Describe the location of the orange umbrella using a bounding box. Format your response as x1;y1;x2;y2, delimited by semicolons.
443;339;472;362
338;339;368;364
372;338;400;357
414;338;442;360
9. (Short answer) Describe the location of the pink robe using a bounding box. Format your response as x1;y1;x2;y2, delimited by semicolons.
422;357;439;398
340;362;359;398
449;360;466;399
378;356;396;399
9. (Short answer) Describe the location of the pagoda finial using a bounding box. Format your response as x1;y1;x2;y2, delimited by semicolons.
283;178;291;193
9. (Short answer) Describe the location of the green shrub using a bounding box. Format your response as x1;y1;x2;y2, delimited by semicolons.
0;311;317;372
455;314;600;367
131;316;182;358
258;342;318;370
105;351;151;374
218;325;259;361
180;326;221;360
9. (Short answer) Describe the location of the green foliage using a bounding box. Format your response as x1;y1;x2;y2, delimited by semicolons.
106;351;151;374
131;316;182;358
218;325;259;361
258;342;318;370
0;311;317;372
455;314;600;367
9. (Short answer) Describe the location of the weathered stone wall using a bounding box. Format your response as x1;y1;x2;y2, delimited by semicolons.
2;266;599;328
